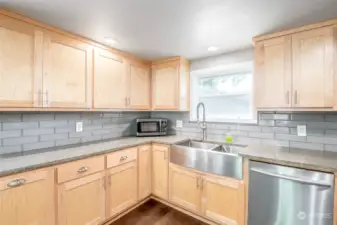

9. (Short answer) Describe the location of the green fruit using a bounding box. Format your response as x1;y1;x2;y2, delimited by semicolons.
225;135;233;144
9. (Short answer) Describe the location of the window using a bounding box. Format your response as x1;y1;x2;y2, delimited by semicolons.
190;62;255;123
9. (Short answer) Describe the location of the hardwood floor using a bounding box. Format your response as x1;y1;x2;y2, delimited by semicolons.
110;200;208;225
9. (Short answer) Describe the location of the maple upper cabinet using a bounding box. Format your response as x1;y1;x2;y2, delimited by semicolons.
43;31;93;109
292;27;334;108
94;48;128;109
138;145;152;200
201;175;245;225
254;36;292;108
151;57;190;111
152;144;169;199
129;62;151;109
169;164;201;213
0;15;43;108
254;24;337;110
0;168;55;225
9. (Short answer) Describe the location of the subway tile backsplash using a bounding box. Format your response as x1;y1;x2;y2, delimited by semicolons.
151;111;337;152
0;112;150;155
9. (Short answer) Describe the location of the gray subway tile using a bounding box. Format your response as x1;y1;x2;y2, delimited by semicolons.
236;137;261;145
258;120;275;126
260;139;289;147
0;113;22;122
69;131;91;138
3;121;38;130
56;138;81;146
275;120;306;128
291;113;324;121
289;141;323;151
325;129;337;137
81;136;102;142
3;136;38;146
275;134;306;142
92;118;112;125
323;144;337;152
290;128;324;136
40;120;68;128
55;113;81;120
102;132;120;139
23;141;55;151
92;129;113;136
260;113;289;120
0;145;22;154
249;132;274;139
230;130;248;137
307;136;337;145
22;113;54;121
325;114;337;122
55;125;75;134
83;124;102;131
23;128;54;136
0;130;21;138
261;127;289;134
307;121;337;129
40;133;68;141
237;125;261;132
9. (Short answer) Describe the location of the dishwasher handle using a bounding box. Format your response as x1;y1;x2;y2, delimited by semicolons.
250;168;332;187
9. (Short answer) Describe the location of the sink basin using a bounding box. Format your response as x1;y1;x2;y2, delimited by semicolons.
177;140;218;150
211;144;247;154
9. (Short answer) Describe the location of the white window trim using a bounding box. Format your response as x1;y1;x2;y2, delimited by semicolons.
190;61;257;124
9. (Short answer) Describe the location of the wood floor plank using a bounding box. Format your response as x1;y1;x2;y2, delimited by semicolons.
110;200;208;225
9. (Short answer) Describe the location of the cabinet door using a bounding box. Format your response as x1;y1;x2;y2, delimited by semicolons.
254;36;292;108
138;145;152;200
292;27;334;108
106;161;137;218
58;172;106;225
152;144;169;199
0;169;55;225
0;15;43;108
129;63;151;109
201;175;245;225
43;31;92;109
152;61;179;110
169;164;201;212
94;48;127;109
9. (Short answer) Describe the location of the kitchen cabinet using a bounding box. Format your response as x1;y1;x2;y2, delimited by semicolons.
254;24;337;110
169;164;201;212
106;161;138;217
129;62;151;109
0;15;43;108
94;48;128;109
201;174;245;225
151;57;190;111
43;30;93;109
138;145;152;200
152;144;169;199
0;168;55;225
254;36;292;108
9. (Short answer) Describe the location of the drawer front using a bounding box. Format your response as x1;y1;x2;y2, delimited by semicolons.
57;156;104;183
107;147;137;168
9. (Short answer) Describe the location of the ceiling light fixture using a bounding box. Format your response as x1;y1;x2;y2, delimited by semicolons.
104;37;118;45
208;46;219;52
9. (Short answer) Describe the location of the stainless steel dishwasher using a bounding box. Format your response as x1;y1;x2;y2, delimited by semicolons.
248;161;334;225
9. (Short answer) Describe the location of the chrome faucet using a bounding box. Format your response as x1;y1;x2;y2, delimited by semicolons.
196;102;207;141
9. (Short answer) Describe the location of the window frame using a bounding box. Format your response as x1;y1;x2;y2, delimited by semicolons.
190;61;257;124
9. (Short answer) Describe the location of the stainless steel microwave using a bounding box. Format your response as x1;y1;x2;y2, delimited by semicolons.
136;118;168;137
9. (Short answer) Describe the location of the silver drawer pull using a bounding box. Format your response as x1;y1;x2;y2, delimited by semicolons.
7;179;26;188
119;156;128;162
77;166;89;173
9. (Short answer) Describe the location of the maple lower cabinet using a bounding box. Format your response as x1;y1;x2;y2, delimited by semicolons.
169;164;201;213
292;27;335;108
94;48;128;109
151;57;190;111
43;31;93;109
201;175;245;225
152;144;169;199
57;172;106;225
0;15;43;108
138;145;152;200
0;168;55;225
254;36;292;108
106;161;138;217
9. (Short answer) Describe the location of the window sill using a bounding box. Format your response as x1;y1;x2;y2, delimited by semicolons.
189;119;257;125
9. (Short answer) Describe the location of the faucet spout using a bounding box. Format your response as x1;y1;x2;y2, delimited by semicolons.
196;102;207;141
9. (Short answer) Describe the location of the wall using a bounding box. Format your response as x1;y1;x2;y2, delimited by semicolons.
0;111;150;155
151;111;337;152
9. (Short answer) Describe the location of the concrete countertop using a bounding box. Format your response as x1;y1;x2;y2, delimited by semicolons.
1;135;337;177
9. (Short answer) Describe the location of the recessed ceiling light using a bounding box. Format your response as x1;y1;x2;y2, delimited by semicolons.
104;37;118;45
208;46;219;51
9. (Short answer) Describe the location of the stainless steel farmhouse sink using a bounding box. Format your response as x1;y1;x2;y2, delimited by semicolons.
171;140;245;179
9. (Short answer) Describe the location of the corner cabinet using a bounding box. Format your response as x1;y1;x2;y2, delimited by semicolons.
0;168;55;225
254;24;337;110
152;144;169;199
151;57;190;111
138;145;152;200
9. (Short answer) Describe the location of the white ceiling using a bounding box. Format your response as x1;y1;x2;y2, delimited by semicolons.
1;0;337;60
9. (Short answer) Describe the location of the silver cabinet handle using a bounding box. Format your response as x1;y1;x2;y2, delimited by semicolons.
164;151;167;160
46;90;49;106
294;90;298;105
250;168;332;187
119;156;128;162
7;179;26;188
196;177;200;188
285;91;290;105
77;166;89;173
125;97;128;106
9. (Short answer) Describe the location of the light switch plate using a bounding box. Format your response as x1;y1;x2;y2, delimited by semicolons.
76;121;83;132
297;125;306;137
176;120;183;128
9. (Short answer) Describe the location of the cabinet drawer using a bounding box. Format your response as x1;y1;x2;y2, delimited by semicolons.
57;156;104;183
107;147;137;168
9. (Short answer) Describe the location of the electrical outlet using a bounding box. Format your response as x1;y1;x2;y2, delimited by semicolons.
297;125;306;137
76;121;83;132
176;120;183;128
